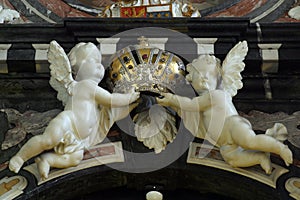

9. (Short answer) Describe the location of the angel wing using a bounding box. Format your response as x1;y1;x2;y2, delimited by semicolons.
48;40;75;106
221;41;248;97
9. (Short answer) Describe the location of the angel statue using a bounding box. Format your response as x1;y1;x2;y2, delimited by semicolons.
157;41;293;174
9;41;140;179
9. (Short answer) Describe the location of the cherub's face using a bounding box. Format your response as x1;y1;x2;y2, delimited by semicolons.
186;55;220;93
73;43;105;82
83;56;105;81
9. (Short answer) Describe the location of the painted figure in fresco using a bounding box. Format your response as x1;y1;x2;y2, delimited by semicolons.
9;41;140;179
102;0;200;17
157;41;293;173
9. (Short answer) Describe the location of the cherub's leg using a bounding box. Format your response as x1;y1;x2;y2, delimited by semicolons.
220;145;272;174
9;114;69;173
35;150;83;180
229;116;293;166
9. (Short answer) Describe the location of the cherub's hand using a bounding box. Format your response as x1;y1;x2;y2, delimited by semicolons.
156;92;174;107
128;87;140;103
112;102;139;122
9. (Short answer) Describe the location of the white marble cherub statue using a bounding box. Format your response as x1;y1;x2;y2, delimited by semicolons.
9;41;140;179
157;41;293;173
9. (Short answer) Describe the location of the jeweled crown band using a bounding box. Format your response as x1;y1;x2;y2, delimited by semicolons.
108;45;186;93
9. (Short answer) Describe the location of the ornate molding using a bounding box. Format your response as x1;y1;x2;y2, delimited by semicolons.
187;142;289;188
0;176;27;199
24;142;124;185
285;177;300;199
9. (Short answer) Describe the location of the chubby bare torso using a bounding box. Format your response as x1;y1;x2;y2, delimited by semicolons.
199;90;239;146
64;80;101;141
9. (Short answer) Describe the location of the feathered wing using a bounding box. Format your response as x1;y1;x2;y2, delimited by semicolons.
221;41;248;97
48;40;74;105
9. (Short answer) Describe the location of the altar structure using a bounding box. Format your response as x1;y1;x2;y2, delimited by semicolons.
0;1;300;200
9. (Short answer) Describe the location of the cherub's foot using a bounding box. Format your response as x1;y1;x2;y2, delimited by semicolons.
35;157;50;180
9;156;24;173
265;123;288;142
260;153;272;174
280;145;293;166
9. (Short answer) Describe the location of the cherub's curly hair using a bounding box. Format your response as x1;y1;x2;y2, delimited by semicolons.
187;54;222;90
67;42;100;77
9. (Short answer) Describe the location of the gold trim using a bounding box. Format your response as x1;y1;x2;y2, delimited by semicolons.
0;176;27;199
109;46;185;93
285;177;300;199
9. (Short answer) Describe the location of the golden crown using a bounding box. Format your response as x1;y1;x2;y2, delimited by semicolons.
108;41;186;94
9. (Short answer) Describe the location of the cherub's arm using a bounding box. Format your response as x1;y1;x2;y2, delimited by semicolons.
157;92;211;112
95;86;139;107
